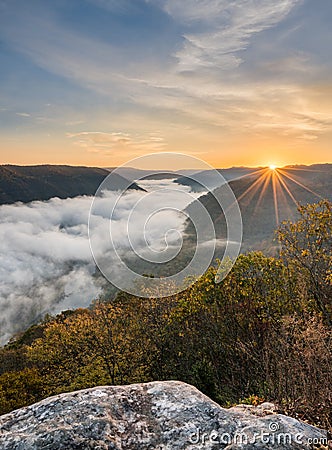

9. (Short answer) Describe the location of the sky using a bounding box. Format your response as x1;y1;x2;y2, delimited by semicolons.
0;0;332;169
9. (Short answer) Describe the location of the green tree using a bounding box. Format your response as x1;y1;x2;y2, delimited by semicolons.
277;200;332;326
0;368;45;415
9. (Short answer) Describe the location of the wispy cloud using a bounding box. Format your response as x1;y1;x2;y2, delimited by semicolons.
65;120;86;127
1;0;331;164
0;5;132;97
155;0;301;72
67;131;166;154
250;110;332;140
16;112;31;117
0;1;301;96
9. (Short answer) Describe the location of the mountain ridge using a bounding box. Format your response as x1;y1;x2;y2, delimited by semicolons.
0;164;143;205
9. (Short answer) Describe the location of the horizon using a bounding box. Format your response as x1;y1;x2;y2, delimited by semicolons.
1;161;332;171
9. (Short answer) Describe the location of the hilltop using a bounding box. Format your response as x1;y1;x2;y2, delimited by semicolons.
0;165;143;205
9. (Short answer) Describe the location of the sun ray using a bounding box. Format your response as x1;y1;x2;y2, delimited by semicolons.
230;168;266;181
221;170;269;217
278;169;323;199
271;171;280;225
253;170;272;216
282;166;327;173
274;170;298;207
274;173;294;221
219;163;326;236
236;171;268;204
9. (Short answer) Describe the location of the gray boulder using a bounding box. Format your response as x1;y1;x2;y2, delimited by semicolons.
0;381;329;449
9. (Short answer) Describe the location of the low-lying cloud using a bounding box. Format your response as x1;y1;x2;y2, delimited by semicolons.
0;180;201;345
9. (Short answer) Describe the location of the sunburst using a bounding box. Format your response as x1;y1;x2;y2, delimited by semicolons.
237;164;325;227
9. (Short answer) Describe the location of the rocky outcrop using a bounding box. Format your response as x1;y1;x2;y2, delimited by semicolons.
0;381;329;449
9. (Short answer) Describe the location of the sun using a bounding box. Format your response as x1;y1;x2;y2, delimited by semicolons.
269;164;277;170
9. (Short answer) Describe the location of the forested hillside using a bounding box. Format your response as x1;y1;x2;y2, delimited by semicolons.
185;164;332;253
0;165;143;204
0;201;331;431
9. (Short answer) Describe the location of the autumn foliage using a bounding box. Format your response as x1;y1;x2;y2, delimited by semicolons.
0;201;331;431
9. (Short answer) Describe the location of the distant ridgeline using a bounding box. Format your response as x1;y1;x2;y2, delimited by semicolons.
0;165;143;205
180;164;332;254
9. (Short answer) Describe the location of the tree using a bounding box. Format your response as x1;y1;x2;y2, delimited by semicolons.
277;200;332;327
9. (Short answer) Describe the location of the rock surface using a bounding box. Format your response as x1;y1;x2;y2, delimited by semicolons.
0;381;329;449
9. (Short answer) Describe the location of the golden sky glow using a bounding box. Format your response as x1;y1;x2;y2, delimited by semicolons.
1;0;332;169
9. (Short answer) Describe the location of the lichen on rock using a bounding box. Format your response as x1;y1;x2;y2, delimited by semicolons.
0;381;329;449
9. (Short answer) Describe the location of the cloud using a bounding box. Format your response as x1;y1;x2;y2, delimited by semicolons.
1;0;331;160
154;0;301;71
65;120;86;127
0;180;202;345
16;112;31;117
260;53;311;76
0;196;99;344
67;131;166;154
0;5;127;98
248;109;332;140
0;1;301;96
